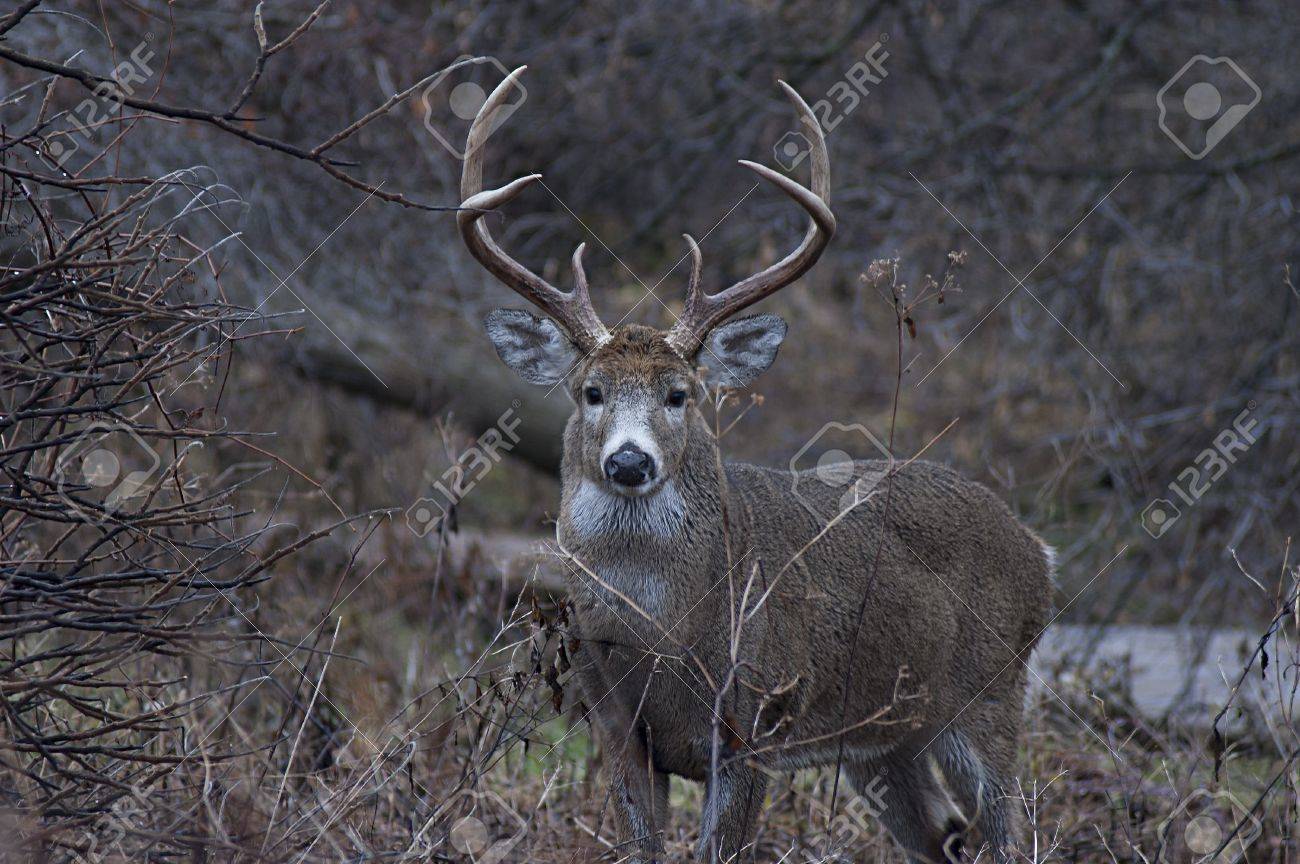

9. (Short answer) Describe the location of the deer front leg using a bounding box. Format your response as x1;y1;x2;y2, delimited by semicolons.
574;644;670;862
696;762;766;863
607;745;670;863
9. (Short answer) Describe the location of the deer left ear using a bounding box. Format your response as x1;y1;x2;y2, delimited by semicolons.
697;314;787;389
484;308;581;386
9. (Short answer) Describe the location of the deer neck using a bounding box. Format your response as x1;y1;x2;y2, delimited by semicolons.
557;439;729;612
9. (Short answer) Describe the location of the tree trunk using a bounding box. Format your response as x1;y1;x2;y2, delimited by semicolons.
281;300;570;474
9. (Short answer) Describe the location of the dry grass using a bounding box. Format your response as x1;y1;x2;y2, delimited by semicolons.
11;520;1291;862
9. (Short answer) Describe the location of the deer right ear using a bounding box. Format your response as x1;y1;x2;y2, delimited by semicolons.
484;309;581;386
697;314;788;389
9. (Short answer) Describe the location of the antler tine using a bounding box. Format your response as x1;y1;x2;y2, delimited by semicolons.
458;65;609;352
571;242;594;305
682;233;702;297
666;80;835;357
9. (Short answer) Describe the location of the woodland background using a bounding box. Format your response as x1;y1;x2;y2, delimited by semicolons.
1;1;1297;861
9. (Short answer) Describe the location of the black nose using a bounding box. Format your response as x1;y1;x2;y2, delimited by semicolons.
604;443;656;487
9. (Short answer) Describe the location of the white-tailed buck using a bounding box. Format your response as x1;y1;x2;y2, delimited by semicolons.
459;67;1054;863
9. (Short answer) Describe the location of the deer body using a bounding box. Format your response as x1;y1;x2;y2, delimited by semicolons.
457;69;1054;862
552;331;1051;862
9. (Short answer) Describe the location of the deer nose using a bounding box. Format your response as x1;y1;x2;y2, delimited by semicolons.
604;443;656;487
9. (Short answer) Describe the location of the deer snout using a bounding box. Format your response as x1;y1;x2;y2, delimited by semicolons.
604;443;656;487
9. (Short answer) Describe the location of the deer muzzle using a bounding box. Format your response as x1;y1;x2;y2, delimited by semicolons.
604;443;657;488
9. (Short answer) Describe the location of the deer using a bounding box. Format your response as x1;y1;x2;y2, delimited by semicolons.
456;66;1055;864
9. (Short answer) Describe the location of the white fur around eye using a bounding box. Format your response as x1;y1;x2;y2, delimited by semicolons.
579;383;605;419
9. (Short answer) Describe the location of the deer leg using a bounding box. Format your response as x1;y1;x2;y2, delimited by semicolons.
608;753;669;864
696;762;766;863
848;753;968;864
937;659;1029;862
575;645;669;862
937;727;1018;862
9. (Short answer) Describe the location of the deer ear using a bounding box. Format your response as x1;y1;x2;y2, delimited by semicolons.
484;309;581;386
697;314;787;389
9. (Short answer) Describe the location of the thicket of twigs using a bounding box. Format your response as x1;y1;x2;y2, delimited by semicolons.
0;3;453;858
1;1;1298;862
0;159;319;858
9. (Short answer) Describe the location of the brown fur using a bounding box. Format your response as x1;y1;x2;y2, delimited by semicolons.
552;326;1053;863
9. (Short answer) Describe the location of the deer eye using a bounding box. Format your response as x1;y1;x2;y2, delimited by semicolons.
666;389;687;408
584;386;603;406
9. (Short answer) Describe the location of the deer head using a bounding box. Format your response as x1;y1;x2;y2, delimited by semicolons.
461;67;833;497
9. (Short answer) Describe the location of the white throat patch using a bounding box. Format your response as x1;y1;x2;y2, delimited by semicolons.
567;478;687;539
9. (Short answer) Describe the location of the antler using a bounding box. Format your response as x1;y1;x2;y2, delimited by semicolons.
458;65;609;352
665;81;835;358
